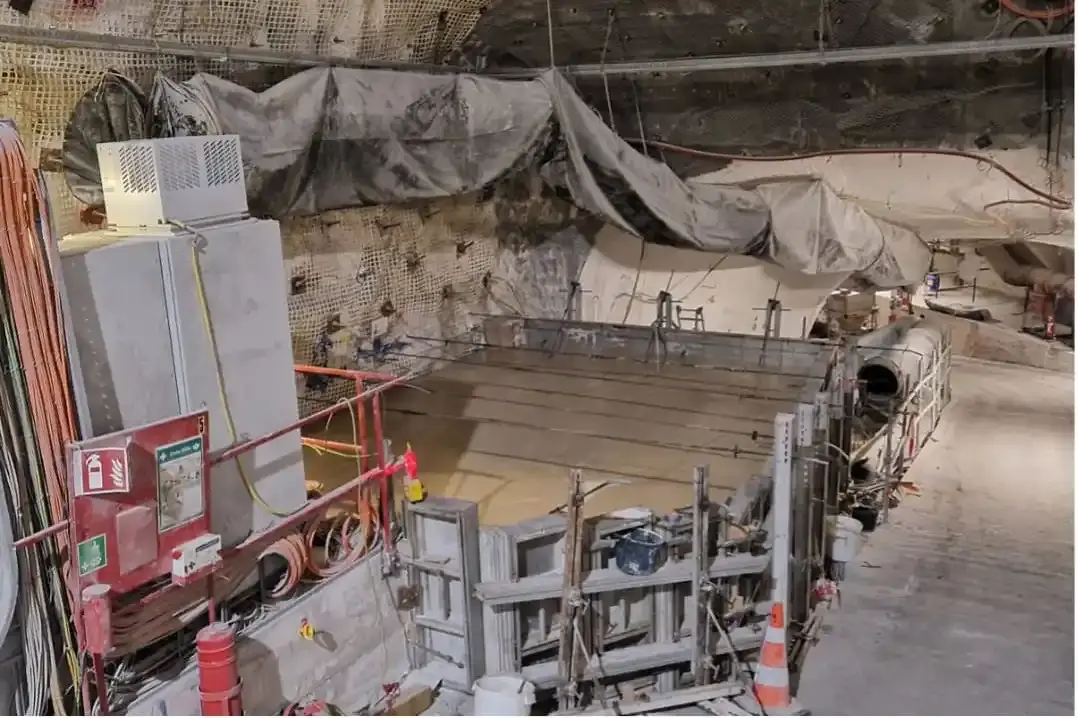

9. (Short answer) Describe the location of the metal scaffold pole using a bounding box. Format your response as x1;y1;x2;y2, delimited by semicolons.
793;403;817;626
557;469;588;711
690;465;711;687
771;414;796;612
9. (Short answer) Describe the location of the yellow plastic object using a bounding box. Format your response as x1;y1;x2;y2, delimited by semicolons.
299;619;316;640
405;480;426;504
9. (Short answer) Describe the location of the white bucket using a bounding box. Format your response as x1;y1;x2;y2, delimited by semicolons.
830;515;864;564
473;674;535;716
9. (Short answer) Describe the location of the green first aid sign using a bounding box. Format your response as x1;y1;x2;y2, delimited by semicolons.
77;534;108;577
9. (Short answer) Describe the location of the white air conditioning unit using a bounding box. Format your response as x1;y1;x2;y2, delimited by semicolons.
97;135;248;228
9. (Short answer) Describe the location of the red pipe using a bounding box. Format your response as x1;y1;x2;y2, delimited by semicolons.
371;393;393;548
13;518;69;549
211;371;411;465
197;623;243;716
222;459;403;560
82;585;113;715
293;364;398;383
356;378;369;475
17;366;406;553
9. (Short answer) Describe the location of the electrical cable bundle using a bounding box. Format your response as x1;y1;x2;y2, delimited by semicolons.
0;122;82;714
0;124;393;708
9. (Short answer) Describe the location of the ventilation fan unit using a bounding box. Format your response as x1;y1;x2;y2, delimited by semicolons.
97;135;248;228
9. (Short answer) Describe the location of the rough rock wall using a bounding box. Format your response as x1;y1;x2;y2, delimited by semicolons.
285;176;591;410
0;1;592;413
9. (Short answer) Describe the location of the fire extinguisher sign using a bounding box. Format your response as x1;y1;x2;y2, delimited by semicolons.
74;446;131;496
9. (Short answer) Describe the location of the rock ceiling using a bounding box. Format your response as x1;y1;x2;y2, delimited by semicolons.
453;0;1073;158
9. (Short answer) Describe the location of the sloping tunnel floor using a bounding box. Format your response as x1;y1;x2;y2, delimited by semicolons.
798;357;1074;716
303;348;818;525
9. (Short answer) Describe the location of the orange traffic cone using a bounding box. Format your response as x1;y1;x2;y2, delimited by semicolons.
754;602;791;712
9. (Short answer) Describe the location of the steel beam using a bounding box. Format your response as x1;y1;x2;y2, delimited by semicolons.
793;404;816;625
475;552;769;606
690;465;711;687
0;25;1069;77
496;35;1074;78
522;623;767;690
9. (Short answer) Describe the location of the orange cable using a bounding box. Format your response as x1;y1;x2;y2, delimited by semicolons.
1000;0;1073;20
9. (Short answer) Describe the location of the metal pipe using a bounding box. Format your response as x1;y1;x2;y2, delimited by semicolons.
302;437;368;454
12;518;69;550
1000;265;1075;297
856;318;945;404
221;458;404;560
0;25;1067;78
494;34;1074;78
293;364;398;383
211;369;414;464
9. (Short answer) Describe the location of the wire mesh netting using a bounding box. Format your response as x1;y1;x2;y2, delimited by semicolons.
0;0;496;412
285;197;503;414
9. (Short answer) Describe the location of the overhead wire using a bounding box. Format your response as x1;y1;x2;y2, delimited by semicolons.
301;398;380;579
625;139;1074;208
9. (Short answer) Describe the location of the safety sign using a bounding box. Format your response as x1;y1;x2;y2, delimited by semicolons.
75;446;130;496
156;435;205;532
77;534;108;577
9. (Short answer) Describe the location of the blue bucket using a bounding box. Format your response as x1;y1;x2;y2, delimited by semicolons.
614;528;667;576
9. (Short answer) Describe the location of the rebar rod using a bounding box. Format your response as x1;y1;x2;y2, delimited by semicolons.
424;369;778;426
463;448;744;490
386;406;772;458
389;385;776;439
379;347;807;405
409;334;827;382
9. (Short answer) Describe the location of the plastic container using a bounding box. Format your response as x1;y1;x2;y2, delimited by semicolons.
473;675;535;716
614;528;667;576
829;515;864;564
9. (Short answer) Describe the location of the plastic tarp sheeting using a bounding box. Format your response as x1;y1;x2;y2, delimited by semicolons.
147;66;928;288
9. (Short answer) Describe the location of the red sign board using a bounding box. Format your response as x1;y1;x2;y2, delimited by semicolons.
68;409;210;599
74;444;131;496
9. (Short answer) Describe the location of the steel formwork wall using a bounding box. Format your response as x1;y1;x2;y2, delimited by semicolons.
402;317;834;702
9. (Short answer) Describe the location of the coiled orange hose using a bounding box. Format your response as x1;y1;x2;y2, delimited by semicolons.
260;533;309;599
1000;0;1072;20
302;487;379;579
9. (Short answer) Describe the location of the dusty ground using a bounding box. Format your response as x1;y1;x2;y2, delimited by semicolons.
798;357;1075;716
304;349;817;524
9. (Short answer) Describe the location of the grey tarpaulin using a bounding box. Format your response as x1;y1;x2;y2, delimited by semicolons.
147;67;929;288
152;68;555;217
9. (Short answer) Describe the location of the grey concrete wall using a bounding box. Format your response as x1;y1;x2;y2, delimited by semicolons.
126;554;408;715
921;311;1074;374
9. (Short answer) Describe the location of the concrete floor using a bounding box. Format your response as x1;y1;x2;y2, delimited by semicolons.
799;357;1075;716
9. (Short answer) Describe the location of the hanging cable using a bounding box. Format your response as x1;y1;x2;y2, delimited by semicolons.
625;138;1074;207
1000;0;1073;20
166;219;296;518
